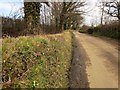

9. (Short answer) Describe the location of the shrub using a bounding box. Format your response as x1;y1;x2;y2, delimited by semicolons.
2;31;72;88
91;20;119;39
79;29;86;33
87;28;93;34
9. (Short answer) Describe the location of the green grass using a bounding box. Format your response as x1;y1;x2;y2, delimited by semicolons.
2;31;72;88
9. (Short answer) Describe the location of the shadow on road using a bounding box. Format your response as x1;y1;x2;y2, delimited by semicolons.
69;32;90;88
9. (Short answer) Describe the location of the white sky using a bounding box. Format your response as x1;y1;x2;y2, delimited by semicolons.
0;0;102;26
83;0;101;26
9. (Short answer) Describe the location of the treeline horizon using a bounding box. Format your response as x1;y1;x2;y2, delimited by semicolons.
1;0;120;39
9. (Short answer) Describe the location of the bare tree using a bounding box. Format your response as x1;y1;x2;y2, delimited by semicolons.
101;2;105;25
51;1;86;32
59;1;86;31
104;0;120;20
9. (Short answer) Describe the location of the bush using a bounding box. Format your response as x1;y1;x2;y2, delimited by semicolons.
87;28;93;34
79;29;86;33
92;20;119;39
2;31;72;88
2;17;25;37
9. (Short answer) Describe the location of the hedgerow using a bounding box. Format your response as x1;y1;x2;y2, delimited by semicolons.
2;31;72;88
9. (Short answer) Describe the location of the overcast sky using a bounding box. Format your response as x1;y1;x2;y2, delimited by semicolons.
83;0;101;25
0;0;101;26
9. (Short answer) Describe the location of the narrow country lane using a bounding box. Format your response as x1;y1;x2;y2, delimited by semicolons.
70;31;118;88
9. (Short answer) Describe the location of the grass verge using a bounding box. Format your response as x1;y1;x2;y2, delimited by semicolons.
2;31;72;89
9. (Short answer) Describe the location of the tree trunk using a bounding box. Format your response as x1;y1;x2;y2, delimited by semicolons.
59;15;64;32
24;2;40;35
64;22;67;30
